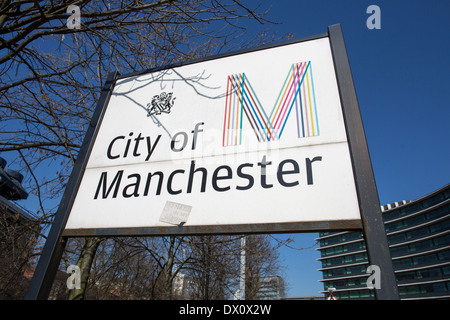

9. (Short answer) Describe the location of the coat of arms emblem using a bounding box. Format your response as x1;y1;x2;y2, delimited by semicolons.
146;92;175;117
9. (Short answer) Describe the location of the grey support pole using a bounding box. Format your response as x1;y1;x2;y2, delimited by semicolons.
328;24;399;300
25;71;119;300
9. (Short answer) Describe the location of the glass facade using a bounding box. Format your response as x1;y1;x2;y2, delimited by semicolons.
317;184;450;300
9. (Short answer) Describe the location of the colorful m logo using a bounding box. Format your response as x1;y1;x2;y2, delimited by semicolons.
222;61;319;146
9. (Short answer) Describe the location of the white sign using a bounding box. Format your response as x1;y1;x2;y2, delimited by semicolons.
65;37;361;233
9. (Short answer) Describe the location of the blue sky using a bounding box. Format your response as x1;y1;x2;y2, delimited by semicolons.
245;0;450;297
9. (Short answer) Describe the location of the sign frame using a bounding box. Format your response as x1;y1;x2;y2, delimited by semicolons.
62;30;362;237
26;24;399;300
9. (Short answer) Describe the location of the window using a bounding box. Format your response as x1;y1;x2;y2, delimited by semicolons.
442;266;450;276
430;219;450;233
410;240;433;252
426;205;449;220
344;255;353;263
422;193;444;209
391;245;408;257
407;227;429;240
434;234;450;246
438;250;450;261
404;285;423;295
426;267;442;278
393;258;412;269
337;291;349;299
385;220;404;232
388;232;406;244
347;265;366;275
355;253;367;262
414;253;437;265
404;214;425;227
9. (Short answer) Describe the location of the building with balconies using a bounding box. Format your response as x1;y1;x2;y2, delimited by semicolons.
317;184;450;300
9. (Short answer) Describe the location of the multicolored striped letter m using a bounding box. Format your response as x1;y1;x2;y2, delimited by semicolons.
222;61;319;147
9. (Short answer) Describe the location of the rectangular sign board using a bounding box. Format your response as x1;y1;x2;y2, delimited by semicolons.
28;25;400;300
63;32;364;236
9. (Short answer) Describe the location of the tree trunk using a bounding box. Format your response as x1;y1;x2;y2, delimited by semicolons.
68;237;104;300
164;236;176;300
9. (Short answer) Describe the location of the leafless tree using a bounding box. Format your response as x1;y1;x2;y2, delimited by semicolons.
0;202;40;299
244;234;282;299
0;0;293;300
61;234;284;300
1;0;272;217
172;234;283;300
182;235;240;299
63;236;176;299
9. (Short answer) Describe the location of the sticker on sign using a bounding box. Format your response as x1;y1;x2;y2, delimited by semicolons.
159;201;192;226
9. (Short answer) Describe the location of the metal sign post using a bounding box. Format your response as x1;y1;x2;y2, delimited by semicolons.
328;24;399;300
25;72;119;300
25;25;398;300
